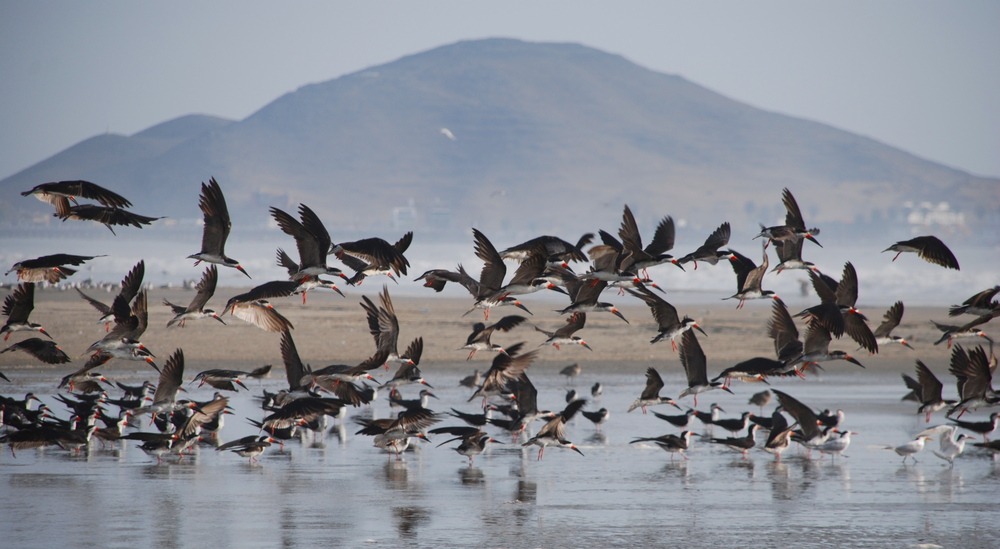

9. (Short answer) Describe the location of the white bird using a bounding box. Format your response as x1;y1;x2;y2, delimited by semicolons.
886;436;932;464
916;425;971;466
439;128;457;141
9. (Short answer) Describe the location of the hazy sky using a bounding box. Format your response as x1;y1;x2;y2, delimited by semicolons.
2;1;998;182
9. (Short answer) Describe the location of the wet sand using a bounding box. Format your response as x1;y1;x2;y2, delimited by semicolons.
2;288;998;549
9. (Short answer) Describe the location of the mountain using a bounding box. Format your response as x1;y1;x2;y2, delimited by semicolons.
2;38;996;243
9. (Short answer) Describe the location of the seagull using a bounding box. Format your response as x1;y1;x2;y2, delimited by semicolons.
916;425;971;466
187;177;250;278
887;436;933;464
163;265;226;328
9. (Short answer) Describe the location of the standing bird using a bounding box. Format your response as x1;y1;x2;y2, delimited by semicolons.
677;222;731;269
887;436;932;464
873;301;913;350
814;429;856;462
559;362;582;382
627;367;680;414
581;408;609;432
627;283;705;351
706;424;760;458
748;390;772;411
725;246;782;309
948;412;999;442
762;409;795;461
5;253;101;284
1;283;50;341
883;235;959;270
522;399;587;460
676;330;733;407
187;177;250;278
536;313;592;351
163;265;226;328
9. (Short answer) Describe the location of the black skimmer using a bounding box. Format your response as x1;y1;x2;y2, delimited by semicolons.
914;360;956;422
724;246;782;309
791;322;866;372
522;398;586;460
770;238;820;274
932;317;994;349
901;373;922;402
971;439;1000;460
495;246;568;297
883;235;959;270
565;389;579;403
629;431;693;461
355;405;440;459
705;424;760;458
772;390;829;449
536;312;592;351
21;179;132;208
677;221;731;269
615;205;684;275
224;281;297;332
886;436;932;464
52;198;161;234
306;350;389;403
767;300;806;368
270;203;346;280
796;263;878;354
133;349;186;420
461;315;526;360
558;278;628;323
76;260;145;331
428;426;500;465
58;352;114;391
711;356;782;388
332;232;412;286
1;283;50;341
762;409;795;461
5;253;101;284
627;367;680;414
652;409;697;430
163;265;226;327
949;286;999;317
754;188;822;248
499;233;594;264
817;409;846;429
217;435;276;464
581;408;609;432
591;382;603;398
191;368;258;392
872;301;913;350
360;286;419;369
265;397;346;433
87;290;157;367
173;395;230;440
627;283;704;350
712;411;753;435
187;177;251;278
447;407;493;428
946;347;996;420
949;412;998;442
276;249;344;302
677;330;733;406
389;389;439;411
380;339;432;390
1;337;71;364
468;342;538;405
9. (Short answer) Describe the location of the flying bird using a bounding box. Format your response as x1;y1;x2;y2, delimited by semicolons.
883;235;959;270
187;177;250;278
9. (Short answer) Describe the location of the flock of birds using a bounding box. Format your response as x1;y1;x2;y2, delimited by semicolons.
1;179;998;468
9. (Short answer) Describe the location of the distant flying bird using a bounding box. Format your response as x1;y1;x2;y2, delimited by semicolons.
439;128;457;141
187;177;251;278
5;254;101;284
883;235;959;270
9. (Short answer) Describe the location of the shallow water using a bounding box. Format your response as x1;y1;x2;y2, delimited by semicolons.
2;368;999;549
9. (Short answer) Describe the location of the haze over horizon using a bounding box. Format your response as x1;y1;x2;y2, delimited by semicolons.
2;2;999;181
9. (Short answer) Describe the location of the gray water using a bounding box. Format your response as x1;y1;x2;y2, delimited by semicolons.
2;367;998;549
